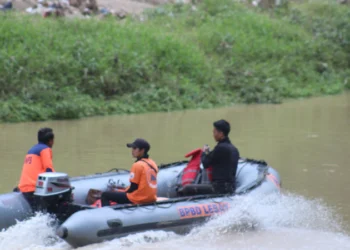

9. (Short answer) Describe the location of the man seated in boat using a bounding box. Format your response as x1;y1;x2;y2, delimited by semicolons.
100;138;158;206
15;128;56;209
201;119;240;194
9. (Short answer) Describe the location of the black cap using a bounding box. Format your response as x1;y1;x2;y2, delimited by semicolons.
213;119;230;136
126;138;150;152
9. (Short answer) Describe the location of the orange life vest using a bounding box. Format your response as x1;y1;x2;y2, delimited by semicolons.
126;158;158;204
18;143;55;193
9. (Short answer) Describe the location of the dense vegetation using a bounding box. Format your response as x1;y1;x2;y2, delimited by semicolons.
0;0;349;122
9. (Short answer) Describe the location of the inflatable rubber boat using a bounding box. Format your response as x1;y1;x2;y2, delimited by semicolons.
0;149;281;248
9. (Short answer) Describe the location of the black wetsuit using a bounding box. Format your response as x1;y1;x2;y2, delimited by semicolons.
201;137;240;194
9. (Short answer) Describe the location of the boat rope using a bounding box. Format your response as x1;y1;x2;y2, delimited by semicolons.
105;168;130;173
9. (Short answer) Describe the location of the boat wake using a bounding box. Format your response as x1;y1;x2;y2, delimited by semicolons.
1;192;349;250
0;212;64;250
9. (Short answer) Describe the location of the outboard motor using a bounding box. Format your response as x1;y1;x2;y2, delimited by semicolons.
34;172;73;217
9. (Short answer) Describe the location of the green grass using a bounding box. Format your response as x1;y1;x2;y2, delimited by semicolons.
0;0;349;122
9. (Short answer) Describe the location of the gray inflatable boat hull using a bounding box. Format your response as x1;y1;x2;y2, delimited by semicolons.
57;159;281;248
0;158;281;248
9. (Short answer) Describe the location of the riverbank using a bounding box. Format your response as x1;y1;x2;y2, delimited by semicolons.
0;0;349;123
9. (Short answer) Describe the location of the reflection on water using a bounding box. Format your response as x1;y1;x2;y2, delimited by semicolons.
0;92;349;233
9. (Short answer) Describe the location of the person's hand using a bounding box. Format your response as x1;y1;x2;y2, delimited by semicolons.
202;144;210;153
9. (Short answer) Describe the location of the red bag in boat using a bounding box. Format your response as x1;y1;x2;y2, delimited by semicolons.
91;199;102;208
88;187;124;208
91;199;117;208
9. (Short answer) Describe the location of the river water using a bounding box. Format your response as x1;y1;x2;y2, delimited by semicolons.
0;93;349;250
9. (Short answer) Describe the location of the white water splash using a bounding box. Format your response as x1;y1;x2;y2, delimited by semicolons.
0;212;66;250
189;191;343;238
76;231;180;250
0;192;348;250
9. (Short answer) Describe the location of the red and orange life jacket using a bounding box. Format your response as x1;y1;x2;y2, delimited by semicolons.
181;148;212;186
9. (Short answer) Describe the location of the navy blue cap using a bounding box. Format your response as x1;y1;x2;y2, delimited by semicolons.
126;138;150;152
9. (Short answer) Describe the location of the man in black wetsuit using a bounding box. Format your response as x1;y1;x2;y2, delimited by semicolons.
201;119;240;194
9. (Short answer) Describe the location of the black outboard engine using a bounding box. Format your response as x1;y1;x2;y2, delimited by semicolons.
34;172;73;218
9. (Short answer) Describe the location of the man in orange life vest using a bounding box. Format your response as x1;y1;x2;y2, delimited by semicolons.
100;138;158;206
17;128;55;207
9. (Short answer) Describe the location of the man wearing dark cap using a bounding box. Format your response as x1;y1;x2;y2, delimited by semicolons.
201;119;240;194
101;138;158;206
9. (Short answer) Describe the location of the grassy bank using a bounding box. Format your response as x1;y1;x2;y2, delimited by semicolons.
0;0;349;122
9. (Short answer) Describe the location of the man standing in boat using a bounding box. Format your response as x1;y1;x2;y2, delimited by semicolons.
100;138;158;206
201;119;240;194
16;128;55;208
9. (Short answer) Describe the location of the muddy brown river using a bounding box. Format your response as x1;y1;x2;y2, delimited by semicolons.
0;92;349;250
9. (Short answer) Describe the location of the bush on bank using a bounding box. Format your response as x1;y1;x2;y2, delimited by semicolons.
0;0;349;122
